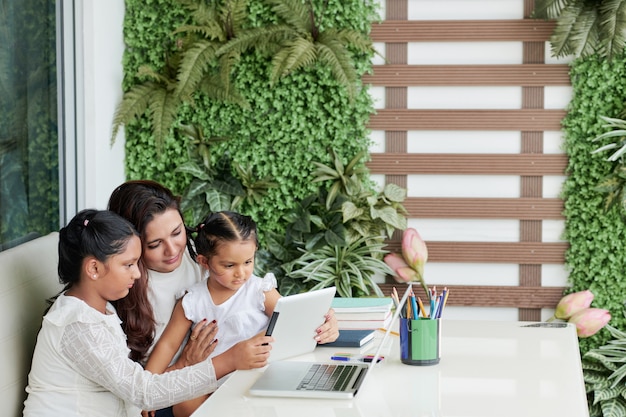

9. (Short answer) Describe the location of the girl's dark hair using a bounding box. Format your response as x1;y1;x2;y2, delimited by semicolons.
58;209;138;290
193;211;258;260
107;180;194;362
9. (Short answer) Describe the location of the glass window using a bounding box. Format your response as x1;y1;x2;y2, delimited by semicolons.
0;0;59;250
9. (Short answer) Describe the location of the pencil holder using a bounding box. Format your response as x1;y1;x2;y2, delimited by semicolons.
400;318;441;365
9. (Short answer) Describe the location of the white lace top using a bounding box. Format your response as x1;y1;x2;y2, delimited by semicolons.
23;294;218;417
182;273;277;357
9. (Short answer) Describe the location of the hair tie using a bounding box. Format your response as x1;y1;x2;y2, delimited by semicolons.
84;219;89;227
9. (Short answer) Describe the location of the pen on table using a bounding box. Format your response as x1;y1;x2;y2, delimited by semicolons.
331;354;384;363
330;354;355;361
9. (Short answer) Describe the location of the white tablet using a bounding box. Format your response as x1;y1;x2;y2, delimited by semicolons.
265;286;336;362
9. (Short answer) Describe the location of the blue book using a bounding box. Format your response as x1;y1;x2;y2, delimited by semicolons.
323;329;375;348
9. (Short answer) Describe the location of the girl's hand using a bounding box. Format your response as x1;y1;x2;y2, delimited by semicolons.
231;331;273;370
315;308;339;344
172;319;218;370
212;330;272;378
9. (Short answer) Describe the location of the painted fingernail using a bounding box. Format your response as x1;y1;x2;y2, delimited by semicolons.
211;319;216;324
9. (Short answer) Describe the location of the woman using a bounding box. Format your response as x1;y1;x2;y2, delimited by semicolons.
108;180;338;415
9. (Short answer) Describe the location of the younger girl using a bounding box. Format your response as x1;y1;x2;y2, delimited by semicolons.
23;210;221;417
144;211;338;416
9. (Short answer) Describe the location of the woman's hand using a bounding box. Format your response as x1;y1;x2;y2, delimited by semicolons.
212;331;273;379
315;308;339;344
170;319;218;370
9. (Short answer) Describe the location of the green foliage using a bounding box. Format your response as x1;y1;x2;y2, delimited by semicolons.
122;0;381;299
175;126;278;226
312;148;407;242
590;116;626;212
533;0;626;60
583;324;626;417
288;236;392;298
256;150;406;296
561;54;626;355
113;0;250;148
216;0;378;100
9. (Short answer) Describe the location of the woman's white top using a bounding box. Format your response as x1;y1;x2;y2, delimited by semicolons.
147;250;205;361
182;273;277;357
23;294;217;417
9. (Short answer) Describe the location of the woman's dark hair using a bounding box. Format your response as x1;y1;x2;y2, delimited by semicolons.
107;180;194;362
58;209;138;290
193;211;258;260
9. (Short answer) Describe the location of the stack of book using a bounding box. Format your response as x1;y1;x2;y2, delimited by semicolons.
331;297;393;330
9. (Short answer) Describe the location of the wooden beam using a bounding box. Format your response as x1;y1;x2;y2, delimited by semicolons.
368;109;566;131
384;241;567;264
367;153;567;175
363;64;570;87
378;284;565;309
371;20;556;42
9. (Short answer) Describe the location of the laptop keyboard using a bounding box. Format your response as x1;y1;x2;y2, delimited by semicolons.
297;363;358;391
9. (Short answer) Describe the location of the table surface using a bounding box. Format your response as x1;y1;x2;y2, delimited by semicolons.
191;320;589;417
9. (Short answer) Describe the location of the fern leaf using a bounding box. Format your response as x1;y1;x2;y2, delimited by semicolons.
598;0;626;59
175;40;219;99
282;37;317;76
315;38;358;99
111;83;155;144
550;3;592;57
217;25;293;57
265;0;311;32
532;0;570;19
174;24;225;42
148;89;180;148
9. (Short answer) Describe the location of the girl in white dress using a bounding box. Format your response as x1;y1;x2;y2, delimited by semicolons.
23;209;221;417
144;211;339;416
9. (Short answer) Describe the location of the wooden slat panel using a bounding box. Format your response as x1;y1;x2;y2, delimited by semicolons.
371;20;556;42
384;241;567;264
403;197;564;220
368;109;566;130
379;284;565;309
367;153;567;175
363;64;571;86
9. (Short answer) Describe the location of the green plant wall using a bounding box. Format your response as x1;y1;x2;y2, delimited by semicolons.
562;54;626;353
121;0;379;239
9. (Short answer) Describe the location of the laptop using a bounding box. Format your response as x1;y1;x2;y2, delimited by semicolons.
265;286;337;362
249;285;411;399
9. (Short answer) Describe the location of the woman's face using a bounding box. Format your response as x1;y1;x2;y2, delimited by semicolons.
142;208;187;273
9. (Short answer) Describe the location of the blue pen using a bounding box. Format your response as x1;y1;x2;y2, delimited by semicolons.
331;355;353;361
331;354;384;363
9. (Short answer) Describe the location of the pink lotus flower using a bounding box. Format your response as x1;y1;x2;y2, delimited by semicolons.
401;228;428;279
568;308;611;338
384;227;429;297
383;253;420;282
554;290;594;320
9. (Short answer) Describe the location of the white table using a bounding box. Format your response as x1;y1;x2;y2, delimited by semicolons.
192;320;589;417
